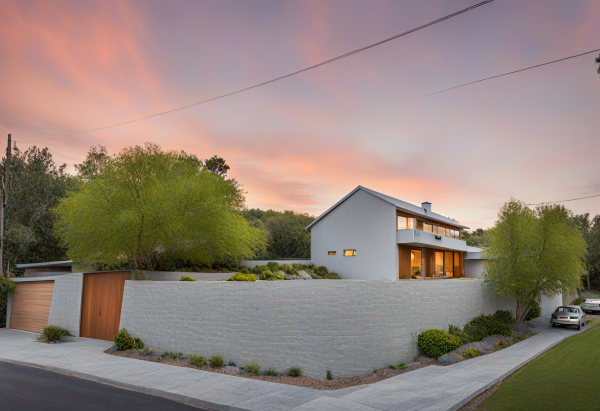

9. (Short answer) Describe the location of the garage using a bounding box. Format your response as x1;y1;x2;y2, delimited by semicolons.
9;281;54;333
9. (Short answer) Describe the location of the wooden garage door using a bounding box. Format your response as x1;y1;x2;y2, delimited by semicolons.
80;271;130;341
10;281;54;333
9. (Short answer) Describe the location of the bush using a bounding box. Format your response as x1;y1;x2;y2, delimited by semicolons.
179;275;196;281
463;313;512;342
227;273;257;281
243;362;260;374
267;262;279;272
308;272;321;279
494;310;513;323
38;325;71;342
326;370;333;380
525;300;541;321
461;348;481;359
133;337;144;350
209;355;224;368
388;362;406;370
494;340;507;351
448;324;471;345
228;360;236;367
253;265;268;274
114;328;135;350
240;267;251;274
259;270;286;281
571;297;585;305
161;351;184;359
323;273;340;279
264;368;279;376
190;354;205;367
288;366;302;377
417;329;462;358
314;266;328;275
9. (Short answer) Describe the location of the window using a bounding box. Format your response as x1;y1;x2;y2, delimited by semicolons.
434;251;444;276
411;249;422;279
445;252;453;277
397;216;414;230
343;249;356;256
454;252;460;277
328;251;336;255
423;223;433;233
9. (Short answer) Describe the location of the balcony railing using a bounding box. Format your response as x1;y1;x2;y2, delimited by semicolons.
397;216;461;239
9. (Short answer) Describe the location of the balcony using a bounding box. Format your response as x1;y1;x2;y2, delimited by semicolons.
397;228;468;252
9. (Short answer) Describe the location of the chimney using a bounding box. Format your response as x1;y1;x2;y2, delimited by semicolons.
422;202;431;214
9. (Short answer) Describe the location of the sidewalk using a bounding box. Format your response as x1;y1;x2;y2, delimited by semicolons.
0;319;583;411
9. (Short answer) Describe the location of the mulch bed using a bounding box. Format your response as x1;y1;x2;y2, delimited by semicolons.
105;349;428;390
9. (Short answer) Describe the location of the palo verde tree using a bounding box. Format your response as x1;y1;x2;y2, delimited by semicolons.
483;200;586;326
54;143;266;271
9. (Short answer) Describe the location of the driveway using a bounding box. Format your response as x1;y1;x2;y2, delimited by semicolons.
0;360;207;411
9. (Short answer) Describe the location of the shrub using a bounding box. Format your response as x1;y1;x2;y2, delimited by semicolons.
448;324;471;345
209;355;224;368
494;310;513;324
315;266;328;275
161;351;184;359
288;366;302;377
323;273;340;279
571;297;585;305
267;262;279;272
525;300;541;321
38;325;71;342
326;369;333;380
179;275;196;281
463;314;512;342
228;360;236;366
240;267;251;274
244;362;260;374
388;362;406;370
133;337;144;350
114;328;135;350
139;347;154;357
514;334;529;342
461;348;481;359
417;329;462;358
190;354;206;367
253;265;268;274
264;368;279;376
259;270;286;281
494;340;507;351
227;273;257;281
309;272;321;279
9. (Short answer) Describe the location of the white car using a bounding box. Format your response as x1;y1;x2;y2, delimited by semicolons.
581;299;600;314
550;306;586;330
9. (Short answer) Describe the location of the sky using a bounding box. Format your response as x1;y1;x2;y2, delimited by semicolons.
0;0;599;229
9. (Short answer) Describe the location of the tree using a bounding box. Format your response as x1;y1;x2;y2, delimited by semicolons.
204;155;230;177
242;209;314;259
460;228;490;247
74;145;109;182
0;145;77;275
484;200;586;326
596;53;600;76
54;143;266;271
574;213;600;288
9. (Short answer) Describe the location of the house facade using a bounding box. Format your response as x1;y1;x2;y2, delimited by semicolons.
308;186;483;280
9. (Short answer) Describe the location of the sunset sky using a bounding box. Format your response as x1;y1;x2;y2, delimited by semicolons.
1;0;598;229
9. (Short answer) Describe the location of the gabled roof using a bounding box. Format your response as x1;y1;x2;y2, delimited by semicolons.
15;260;73;269
306;186;469;230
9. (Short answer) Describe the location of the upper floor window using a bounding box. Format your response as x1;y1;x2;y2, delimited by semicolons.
397;216;414;230
328;251;336;255
344;249;356;256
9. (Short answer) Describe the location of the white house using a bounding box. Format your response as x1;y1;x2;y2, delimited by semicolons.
307;186;485;280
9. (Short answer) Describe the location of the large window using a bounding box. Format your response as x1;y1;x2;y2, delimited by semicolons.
411;250;422;278
445;252;454;277
434;251;444;277
343;249;356;256
397;216;414;230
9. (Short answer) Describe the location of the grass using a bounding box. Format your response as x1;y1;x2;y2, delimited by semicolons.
478;324;600;410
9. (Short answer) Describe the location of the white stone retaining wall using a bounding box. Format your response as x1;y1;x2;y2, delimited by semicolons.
120;279;519;378
47;273;84;337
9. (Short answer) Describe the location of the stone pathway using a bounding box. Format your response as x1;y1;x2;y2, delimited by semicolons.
0;318;584;411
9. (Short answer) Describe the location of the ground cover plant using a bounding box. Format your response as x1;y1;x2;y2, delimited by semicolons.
478;325;600;410
179;275;196;281
227;273;256;281
37;325;72;343
209;355;224;368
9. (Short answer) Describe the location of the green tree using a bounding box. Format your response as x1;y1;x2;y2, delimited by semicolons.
484;200;586;326
74;145;109;182
55;143;266;271
460;228;490;247
204;155;230;177
1;145;77;275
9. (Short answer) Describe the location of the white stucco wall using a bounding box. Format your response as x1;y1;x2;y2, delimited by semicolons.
310;189;397;280
465;259;486;279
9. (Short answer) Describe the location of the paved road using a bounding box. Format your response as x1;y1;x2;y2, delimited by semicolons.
0;361;206;411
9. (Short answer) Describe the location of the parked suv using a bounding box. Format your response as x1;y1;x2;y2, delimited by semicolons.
550;306;586;330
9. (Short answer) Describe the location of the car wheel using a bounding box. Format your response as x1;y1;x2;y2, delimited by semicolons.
577;323;581;330
551;323;556;327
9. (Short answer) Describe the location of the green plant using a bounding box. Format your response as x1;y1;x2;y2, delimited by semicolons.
267;262;279;272
243;362;260;374
114;328;135;350
388;362;406;370
309;272;321;279
161;351;185;359
240;267;251;274
227;273;257;281
494;340;507;351
494;310;513;323
209;355;224;368
0;277;16;327
326;370;333;380
132;337;144;350
264;368;279;376
571;297;585;305
417;329;462;358
228;360;236;366
288;366;302;377
323;273;340;279
179;275;196;281
448;324;471;345
253;265;268;274
463;313;512;342
259;270;286;281
461;348;481;359
139;347;154;357
38;325;71;342
514;334;529;342
190;354;206;367
525;300;541;321
314;266;328;275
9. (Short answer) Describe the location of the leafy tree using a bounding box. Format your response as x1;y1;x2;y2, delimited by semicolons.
204;155;230;177
243;209;314;259
460;228;490;247
0;145;77;275
573;213;600;288
74;145;109;182
55;143;266;271
484;200;586;326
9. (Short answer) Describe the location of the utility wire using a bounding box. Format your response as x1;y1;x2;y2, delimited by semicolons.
415;48;600;99
527;193;600;206
64;0;493;138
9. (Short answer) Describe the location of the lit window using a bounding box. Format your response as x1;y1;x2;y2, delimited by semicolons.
343;249;356;257
423;223;433;233
328;251;336;255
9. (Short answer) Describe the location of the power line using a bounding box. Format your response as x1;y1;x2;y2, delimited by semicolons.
64;0;493;138
415;48;600;99
527;193;600;206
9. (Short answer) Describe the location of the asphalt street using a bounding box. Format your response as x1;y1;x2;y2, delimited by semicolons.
0;361;207;411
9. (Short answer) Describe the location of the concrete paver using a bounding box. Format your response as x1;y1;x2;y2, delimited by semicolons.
0;318;585;411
